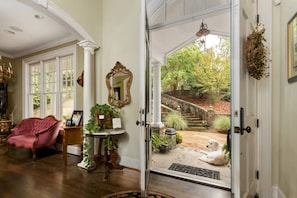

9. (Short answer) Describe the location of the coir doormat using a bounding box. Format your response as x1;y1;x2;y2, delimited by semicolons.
168;163;220;180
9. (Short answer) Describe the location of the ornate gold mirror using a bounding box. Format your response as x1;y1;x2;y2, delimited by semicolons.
106;61;133;108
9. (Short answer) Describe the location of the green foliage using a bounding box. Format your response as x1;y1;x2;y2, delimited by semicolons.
176;132;183;144
212;115;230;131
222;143;231;161
152;132;172;151
221;92;231;102
85;103;119;133
164;112;188;130
161;45;202;92
161;37;231;104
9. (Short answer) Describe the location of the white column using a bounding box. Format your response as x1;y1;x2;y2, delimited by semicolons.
77;40;99;171
151;62;164;128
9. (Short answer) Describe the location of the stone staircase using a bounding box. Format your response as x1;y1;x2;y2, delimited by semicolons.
180;112;208;128
161;105;208;130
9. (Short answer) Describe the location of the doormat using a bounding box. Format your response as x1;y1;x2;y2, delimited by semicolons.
168;163;220;180
102;190;174;198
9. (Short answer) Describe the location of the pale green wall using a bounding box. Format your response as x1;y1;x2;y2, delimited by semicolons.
52;0;102;46
51;0;144;166
100;0;144;163
274;0;297;196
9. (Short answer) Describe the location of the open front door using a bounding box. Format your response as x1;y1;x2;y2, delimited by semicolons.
231;0;259;197
139;6;152;197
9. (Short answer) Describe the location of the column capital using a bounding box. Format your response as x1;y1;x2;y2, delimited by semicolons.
78;40;99;54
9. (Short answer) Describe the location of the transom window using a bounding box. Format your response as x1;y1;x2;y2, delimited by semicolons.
23;45;77;122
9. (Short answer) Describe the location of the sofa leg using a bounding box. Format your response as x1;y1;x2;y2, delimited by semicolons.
32;149;37;160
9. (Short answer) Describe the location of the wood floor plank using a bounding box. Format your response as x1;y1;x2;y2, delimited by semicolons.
0;147;231;198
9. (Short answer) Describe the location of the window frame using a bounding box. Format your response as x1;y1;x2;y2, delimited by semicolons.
22;45;77;119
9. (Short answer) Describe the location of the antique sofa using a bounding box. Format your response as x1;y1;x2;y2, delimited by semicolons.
7;115;63;160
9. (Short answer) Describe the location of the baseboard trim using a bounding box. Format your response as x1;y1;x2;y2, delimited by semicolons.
272;186;286;198
120;156;140;170
55;143;81;155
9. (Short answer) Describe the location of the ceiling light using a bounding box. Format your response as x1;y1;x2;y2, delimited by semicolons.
9;26;23;32
4;29;15;35
34;14;44;19
196;20;210;37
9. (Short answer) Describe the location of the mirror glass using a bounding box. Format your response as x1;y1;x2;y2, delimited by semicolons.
106;61;133;108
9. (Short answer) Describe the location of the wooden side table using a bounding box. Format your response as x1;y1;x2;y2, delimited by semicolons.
62;126;83;166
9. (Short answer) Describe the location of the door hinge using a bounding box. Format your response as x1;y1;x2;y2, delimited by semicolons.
256;119;259;128
256;170;259;180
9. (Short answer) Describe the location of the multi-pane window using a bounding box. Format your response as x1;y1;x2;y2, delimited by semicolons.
24;46;76;122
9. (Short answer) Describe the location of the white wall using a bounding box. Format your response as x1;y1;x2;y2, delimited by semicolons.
273;0;297;197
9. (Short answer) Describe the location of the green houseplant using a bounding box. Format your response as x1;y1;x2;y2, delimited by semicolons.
81;104;120;169
85;103;120;133
152;132;172;153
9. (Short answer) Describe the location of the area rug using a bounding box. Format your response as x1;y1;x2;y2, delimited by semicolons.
102;190;174;198
168;163;220;180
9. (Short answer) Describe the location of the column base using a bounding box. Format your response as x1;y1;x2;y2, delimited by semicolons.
77;158;96;172
151;122;165;129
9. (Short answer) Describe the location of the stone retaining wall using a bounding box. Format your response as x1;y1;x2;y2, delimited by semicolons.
161;93;215;126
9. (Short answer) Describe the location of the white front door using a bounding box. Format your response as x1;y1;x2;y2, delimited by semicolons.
140;10;152;197
231;0;259;197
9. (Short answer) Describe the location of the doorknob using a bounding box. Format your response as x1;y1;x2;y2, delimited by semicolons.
234;107;252;135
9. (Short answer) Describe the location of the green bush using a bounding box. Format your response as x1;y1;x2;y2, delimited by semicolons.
212;115;230;131
176;132;183;144
164;112;188;130
221;92;231;102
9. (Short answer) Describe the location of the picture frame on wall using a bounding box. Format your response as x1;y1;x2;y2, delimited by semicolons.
70;110;83;126
287;12;297;83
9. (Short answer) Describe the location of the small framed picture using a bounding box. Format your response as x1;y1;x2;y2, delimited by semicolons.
71;110;83;126
112;118;122;129
65;119;73;126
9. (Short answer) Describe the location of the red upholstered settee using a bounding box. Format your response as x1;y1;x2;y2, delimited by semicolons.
7;115;63;160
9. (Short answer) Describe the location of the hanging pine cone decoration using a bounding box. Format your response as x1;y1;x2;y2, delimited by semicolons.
245;24;269;80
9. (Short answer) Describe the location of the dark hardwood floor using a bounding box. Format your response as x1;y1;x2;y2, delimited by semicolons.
0;147;231;198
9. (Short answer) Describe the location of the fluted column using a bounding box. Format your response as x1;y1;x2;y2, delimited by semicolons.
151;62;164;129
77;40;99;171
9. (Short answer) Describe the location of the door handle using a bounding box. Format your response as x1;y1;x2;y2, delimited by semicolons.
234;107;252;135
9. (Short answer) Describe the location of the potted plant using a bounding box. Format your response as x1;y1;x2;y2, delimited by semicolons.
80;104;120;170
152;132;172;153
85;103;119;133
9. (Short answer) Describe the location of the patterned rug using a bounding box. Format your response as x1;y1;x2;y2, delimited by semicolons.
102;190;174;198
168;163;220;180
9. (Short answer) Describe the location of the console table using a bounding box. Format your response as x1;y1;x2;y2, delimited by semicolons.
62;126;83;166
77;129;126;172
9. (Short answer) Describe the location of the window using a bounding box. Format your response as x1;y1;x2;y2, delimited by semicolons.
23;45;77;122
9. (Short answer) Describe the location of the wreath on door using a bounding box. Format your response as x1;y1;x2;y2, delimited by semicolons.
245;23;269;80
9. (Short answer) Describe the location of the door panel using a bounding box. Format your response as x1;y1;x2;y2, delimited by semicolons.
231;0;258;197
140;4;152;196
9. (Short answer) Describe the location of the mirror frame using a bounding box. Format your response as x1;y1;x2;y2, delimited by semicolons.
106;61;133;108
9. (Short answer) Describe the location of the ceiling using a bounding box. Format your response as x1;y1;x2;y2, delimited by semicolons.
0;0;75;58
0;0;230;61
147;0;230;64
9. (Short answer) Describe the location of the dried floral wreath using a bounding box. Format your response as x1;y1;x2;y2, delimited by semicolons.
245;23;269;80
